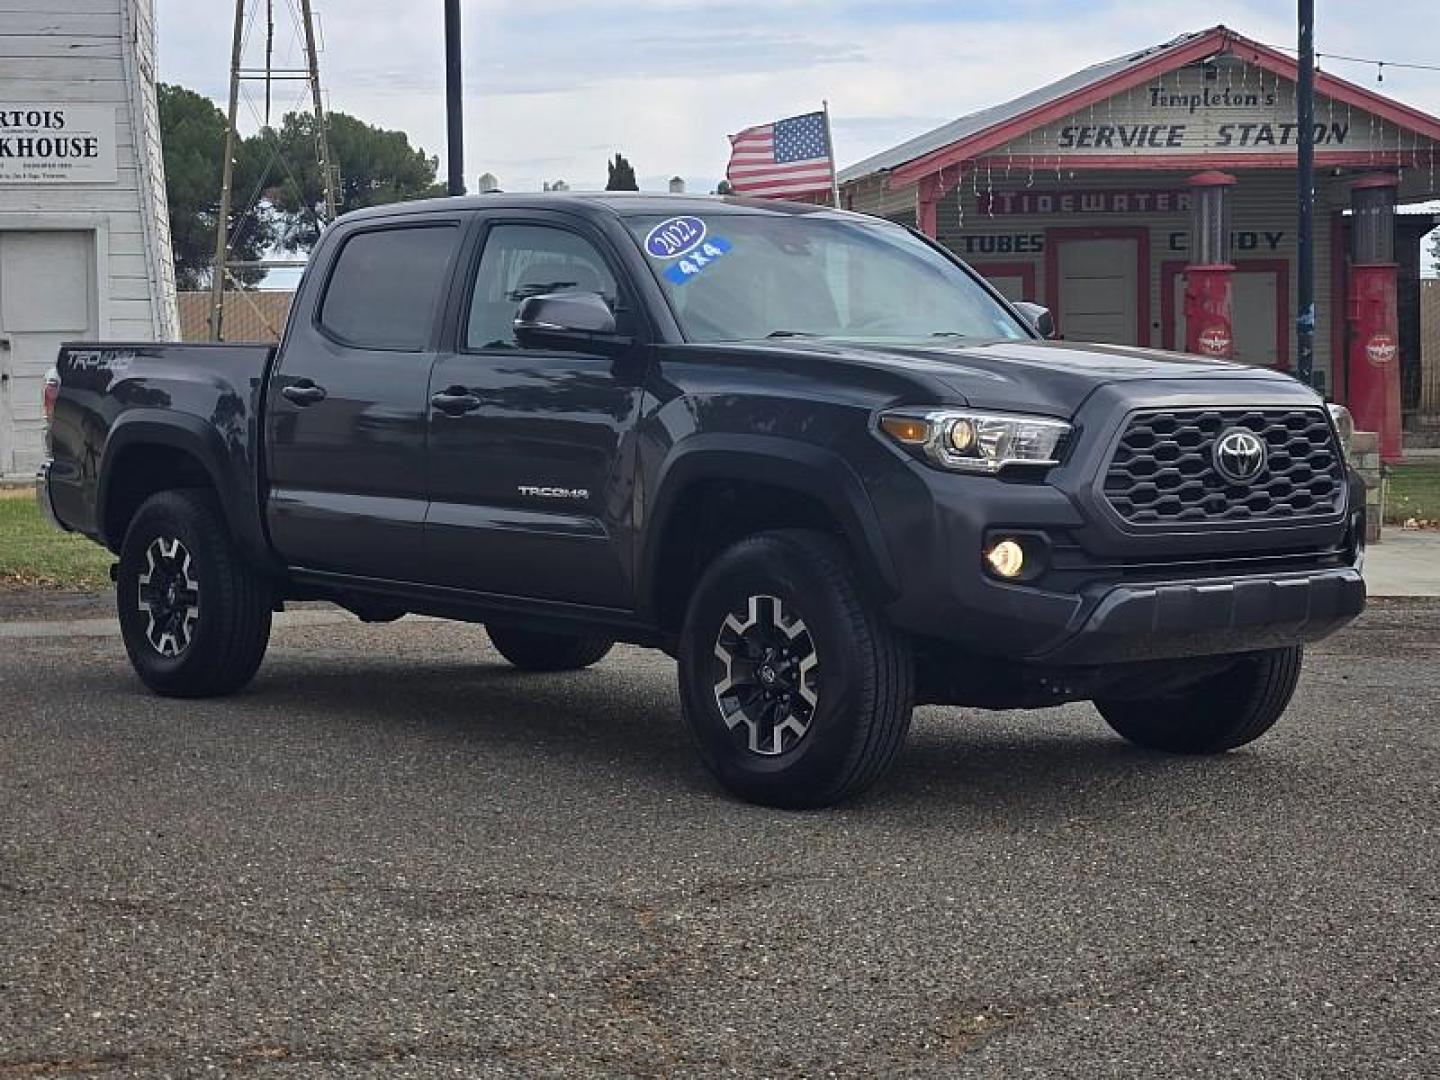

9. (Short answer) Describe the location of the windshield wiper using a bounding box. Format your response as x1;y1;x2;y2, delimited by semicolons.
930;331;969;338
766;329;818;338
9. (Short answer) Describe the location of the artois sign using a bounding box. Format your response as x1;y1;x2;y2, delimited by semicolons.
0;105;117;184
1003;62;1399;158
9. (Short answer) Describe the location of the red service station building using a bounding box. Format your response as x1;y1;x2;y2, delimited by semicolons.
840;27;1440;462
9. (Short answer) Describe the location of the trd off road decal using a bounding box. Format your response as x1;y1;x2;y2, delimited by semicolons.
66;349;135;374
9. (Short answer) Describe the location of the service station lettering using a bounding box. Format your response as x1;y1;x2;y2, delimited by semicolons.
1057;122;1350;151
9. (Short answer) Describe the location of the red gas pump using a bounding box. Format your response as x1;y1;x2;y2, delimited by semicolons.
1183;171;1235;359
1346;174;1403;462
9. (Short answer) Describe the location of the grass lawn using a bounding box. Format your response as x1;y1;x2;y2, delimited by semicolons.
1385;460;1440;527
0;488;113;590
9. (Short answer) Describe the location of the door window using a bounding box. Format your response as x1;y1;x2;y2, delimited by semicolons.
466;225;618;350
319;225;458;351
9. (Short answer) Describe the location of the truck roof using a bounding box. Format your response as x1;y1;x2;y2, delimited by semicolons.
340;191;866;225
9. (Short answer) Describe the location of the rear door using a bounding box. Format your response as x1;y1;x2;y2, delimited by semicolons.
265;216;465;579
423;213;648;608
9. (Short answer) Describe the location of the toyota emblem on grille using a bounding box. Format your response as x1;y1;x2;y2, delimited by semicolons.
1214;428;1267;484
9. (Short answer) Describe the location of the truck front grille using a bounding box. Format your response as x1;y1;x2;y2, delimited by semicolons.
1103;407;1344;525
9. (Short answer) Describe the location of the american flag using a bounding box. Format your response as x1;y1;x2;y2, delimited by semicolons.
726;110;835;199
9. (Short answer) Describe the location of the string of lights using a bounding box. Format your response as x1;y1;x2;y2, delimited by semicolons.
1270;45;1440;81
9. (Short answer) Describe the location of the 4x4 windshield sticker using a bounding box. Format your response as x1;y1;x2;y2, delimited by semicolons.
662;237;732;285
644;216;707;259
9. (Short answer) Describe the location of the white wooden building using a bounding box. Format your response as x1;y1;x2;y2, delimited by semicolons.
0;0;177;478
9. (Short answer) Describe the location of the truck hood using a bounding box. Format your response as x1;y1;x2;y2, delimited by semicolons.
770;338;1303;417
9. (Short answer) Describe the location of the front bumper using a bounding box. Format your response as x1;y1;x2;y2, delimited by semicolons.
1033;566;1365;665
35;460;67;532
873;454;1367;667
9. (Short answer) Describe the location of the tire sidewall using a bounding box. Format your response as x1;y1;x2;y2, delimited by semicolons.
679;534;873;799
117;493;228;688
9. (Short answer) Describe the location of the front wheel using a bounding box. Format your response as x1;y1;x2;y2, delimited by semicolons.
1095;646;1303;754
116;489;273;698
677;529;914;809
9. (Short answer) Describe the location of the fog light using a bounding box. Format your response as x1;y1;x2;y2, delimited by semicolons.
985;539;1025;579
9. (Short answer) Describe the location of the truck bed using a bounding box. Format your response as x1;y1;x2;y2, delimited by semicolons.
47;341;277;560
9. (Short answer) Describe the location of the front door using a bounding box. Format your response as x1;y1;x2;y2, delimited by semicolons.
424;216;646;609
266;218;463;579
1057;237;1141;345
0;230;97;476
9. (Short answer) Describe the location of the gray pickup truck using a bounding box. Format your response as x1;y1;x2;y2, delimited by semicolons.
39;193;1366;807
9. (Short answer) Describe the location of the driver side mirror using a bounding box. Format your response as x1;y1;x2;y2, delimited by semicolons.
513;291;632;354
1013;302;1057;340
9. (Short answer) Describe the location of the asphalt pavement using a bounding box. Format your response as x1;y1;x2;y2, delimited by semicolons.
1;597;1437;1077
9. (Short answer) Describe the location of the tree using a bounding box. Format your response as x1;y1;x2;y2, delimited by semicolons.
157;83;275;289
714;180;733;195
268;110;441;252
606;153;639;191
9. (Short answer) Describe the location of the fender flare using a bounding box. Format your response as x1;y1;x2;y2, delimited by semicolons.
97;411;271;565
639;434;900;621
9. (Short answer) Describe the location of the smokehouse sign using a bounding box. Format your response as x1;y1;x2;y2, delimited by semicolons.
0;105;117;183
1005;65;1396;157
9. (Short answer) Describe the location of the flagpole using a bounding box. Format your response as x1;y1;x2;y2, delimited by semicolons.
823;100;840;209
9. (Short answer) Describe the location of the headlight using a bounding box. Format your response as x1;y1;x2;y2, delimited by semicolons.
878;408;1071;473
1326;403;1355;462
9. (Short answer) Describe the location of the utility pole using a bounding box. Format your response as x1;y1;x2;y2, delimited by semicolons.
445;0;465;196
1296;0;1316;386
209;0;246;342
210;0;336;340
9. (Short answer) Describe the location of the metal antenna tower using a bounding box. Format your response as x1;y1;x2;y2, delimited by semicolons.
209;0;338;341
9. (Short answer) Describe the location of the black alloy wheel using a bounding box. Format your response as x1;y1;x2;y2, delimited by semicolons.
711;593;820;757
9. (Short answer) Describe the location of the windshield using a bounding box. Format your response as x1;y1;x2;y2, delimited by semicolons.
624;212;1030;344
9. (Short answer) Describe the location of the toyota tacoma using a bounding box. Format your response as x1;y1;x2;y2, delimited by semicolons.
37;194;1367;807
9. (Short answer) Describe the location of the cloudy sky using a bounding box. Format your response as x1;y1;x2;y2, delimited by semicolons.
156;0;1440;196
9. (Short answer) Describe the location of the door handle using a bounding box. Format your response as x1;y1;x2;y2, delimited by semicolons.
281;380;327;406
430;387;482;415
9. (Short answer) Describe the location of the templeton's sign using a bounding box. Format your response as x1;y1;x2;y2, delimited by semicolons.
0;105;117;184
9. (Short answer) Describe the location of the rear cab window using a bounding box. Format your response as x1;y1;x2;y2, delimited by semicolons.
319;225;459;351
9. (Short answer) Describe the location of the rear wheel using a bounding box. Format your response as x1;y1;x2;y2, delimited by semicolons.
677;529;913;809
486;625;614;671
1095;646;1303;754
116;489;273;698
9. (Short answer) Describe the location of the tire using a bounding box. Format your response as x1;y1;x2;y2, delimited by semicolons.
677;529;914;809
486;625;614;671
116;489;273;698
1095;646;1303;754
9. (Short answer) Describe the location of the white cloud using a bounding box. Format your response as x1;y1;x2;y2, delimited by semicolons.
156;0;1440;196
